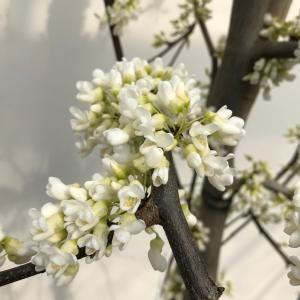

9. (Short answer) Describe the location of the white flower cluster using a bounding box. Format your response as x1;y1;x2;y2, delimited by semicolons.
1;58;244;286
232;158;292;224
244;13;300;100
243;57;297;100
260;13;300;41
72;58;244;192
100;0;141;36
27;176;146;285
0;225;33;269
284;184;300;286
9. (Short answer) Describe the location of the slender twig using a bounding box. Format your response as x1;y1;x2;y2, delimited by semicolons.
103;0;124;60
187;171;197;207
263;180;293;199
282;165;300;186
160;254;175;297
168;39;187;67
221;217;252;245
148;24;196;63
225;212;249;228
250;211;293;266
260;41;299;59
275;144;300;181
192;1;218;85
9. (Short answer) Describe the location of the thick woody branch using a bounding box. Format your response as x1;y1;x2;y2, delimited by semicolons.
260;41;299;59
103;0;124;60
198;0;293;282
152;152;224;300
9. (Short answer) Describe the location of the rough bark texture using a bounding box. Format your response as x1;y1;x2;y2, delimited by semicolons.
153;153;224;300
199;0;293;281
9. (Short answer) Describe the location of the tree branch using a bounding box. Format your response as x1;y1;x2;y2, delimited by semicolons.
221;217;252;245
0;199;160;287
198;0;293;281
250;210;293;266
152;152;224;300
168;38;188;67
260;41;299;59
192;2;218;84
103;0;124;60
148;24;196;63
263;179;293;199
275;144;300;181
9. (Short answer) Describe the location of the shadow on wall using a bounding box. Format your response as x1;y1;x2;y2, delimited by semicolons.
0;1;115;299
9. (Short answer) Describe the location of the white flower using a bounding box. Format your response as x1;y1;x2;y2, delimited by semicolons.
84;174;115;201
189;122;218;152
284;211;300;248
78;221;109;260
33;245;79;286
211;106;245;146
62;200;99;239
2;237;34;264
181;203;197;227
152;166;169;187
148;235;167;272
70;107;90;132
110;214;145;250
103;128;129;146
29;203;65;243
156;76;189;115
118;180;145;213
102;157;127;179
46;177;70;201
288;256;300;286
76;81;102;104
208;166;234;192
140;140;165;169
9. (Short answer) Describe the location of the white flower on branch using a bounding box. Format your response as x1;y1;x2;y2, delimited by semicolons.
110;213;145;250
118;180;145;213
148;235;168;272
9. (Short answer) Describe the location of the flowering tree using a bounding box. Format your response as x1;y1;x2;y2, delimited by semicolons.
1;1;300;299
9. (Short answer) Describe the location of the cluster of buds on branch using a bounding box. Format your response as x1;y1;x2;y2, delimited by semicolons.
284;185;300;286
244;12;300;100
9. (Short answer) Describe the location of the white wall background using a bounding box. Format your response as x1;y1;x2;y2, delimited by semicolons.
0;0;300;299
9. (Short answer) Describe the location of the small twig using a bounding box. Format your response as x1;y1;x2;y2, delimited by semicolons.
275;144;300;181
168;38;188;67
221;217;252;245
103;0;124;60
148;24;196;63
282;165;300;186
250;211;293;266
187;171;197;207
263;179;293;199
225;212;249;228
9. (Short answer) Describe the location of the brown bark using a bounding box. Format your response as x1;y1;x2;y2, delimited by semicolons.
198;0;293;282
